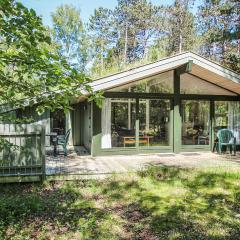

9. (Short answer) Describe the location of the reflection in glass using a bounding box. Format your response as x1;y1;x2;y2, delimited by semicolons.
180;73;236;96
108;71;173;93
101;98;136;148
182;100;210;145
139;99;171;146
111;99;136;147
215;101;240;144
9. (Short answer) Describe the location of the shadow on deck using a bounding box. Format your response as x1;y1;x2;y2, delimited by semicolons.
46;147;240;180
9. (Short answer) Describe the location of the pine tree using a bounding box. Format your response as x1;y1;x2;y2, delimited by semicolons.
165;0;198;54
198;0;240;72
88;7;115;74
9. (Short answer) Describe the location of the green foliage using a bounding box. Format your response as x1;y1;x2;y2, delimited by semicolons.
87;0;200;78
0;0;98;119
166;0;199;54
198;0;240;72
49;0;239;77
51;4;89;72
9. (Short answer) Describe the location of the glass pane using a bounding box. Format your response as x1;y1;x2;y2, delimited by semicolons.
51;110;66;135
109;71;173;93
215;101;228;131
111;99;136;147
215;101;240;144
139;99;171;146
180;73;236;96
182;100;210;145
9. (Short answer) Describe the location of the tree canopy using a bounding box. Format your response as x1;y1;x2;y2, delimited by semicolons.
51;0;239;77
0;0;100;119
51;5;89;72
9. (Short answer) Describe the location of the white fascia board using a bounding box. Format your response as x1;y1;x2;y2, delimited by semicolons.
90;52;191;92
188;52;240;84
89;52;240;93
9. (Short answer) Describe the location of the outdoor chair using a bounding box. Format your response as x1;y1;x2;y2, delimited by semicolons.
57;129;71;156
217;129;236;155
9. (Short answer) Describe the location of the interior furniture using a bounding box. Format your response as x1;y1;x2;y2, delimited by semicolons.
123;136;153;147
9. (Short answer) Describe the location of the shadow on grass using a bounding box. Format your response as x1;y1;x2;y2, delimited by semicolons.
100;167;240;239
1;167;240;239
0;181;120;239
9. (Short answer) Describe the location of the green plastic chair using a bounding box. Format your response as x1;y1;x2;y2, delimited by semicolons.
57;129;71;156
217;129;236;155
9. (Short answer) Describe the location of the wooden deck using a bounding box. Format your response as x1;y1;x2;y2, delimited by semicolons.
46;148;240;179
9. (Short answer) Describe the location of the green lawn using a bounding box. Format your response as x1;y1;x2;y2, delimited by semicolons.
1;167;240;239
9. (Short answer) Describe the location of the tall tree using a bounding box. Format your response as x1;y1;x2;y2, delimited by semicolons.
114;0;159;64
165;0;198;54
198;0;240;72
51;5;88;72
88;7;115;74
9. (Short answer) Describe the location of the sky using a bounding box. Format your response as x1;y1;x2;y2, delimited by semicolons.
20;0;196;27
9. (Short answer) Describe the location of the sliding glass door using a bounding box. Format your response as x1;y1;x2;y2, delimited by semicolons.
101;98;172;149
181;100;210;146
139;99;171;147
101;98;136;148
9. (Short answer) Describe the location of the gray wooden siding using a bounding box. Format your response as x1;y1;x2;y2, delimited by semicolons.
0;124;45;177
0;107;51;146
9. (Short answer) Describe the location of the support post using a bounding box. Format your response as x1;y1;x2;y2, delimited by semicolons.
136;98;139;149
173;70;181;153
41;126;46;181
210;100;215;151
65;111;73;146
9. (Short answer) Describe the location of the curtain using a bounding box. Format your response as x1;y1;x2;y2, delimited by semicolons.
228;102;240;144
101;98;112;148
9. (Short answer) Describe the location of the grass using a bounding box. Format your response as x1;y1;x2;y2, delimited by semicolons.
1;167;240;239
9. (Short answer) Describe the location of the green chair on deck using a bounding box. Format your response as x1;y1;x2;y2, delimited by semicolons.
57;129;71;156
217;129;236;155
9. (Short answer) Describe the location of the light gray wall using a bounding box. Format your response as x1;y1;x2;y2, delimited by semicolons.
82;102;92;151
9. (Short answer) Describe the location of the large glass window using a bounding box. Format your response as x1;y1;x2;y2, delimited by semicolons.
109;71;173;93
215;101;240;144
181;100;210;145
180;73;236;96
139;99;171;146
101;98;136;148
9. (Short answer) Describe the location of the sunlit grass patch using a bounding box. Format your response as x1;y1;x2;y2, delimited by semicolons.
1;166;240;239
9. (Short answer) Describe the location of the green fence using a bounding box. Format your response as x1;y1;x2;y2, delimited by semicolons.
0;124;45;182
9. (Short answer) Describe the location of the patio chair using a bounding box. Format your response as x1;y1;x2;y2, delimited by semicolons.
57;129;71;156
217;129;236;155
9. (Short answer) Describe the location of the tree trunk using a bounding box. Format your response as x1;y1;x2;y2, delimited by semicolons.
124;21;128;65
101;40;104;74
179;34;183;53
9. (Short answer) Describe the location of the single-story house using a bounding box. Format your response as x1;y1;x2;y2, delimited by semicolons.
2;52;240;156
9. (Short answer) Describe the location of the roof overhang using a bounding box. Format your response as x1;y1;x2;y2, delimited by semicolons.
1;52;239;114
89;52;240;95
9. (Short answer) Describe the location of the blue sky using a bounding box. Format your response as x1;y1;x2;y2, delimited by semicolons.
20;0;200;27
